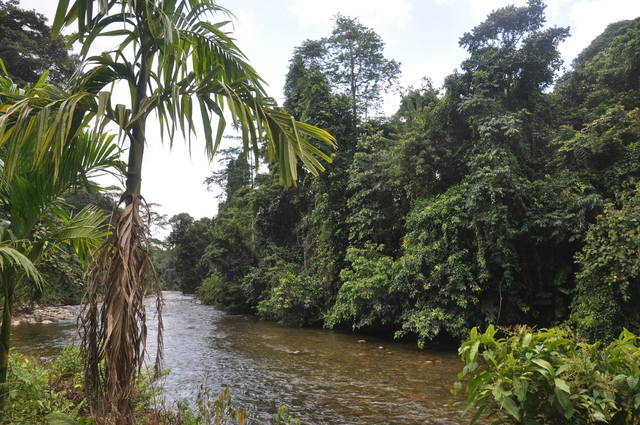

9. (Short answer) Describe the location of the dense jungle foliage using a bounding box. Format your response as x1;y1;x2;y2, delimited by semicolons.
162;0;640;345
2;0;640;424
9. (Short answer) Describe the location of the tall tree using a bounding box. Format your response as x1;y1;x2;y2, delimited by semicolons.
555;18;640;128
325;15;400;119
166;213;212;293
46;1;335;422
0;0;77;86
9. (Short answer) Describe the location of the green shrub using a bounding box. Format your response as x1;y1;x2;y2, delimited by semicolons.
324;243;397;330
457;326;640;424
256;262;324;326
571;183;640;341
51;346;83;377
174;387;247;425
3;350;86;425
173;387;300;425
197;271;248;312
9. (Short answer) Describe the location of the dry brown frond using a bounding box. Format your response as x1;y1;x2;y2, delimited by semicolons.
80;194;163;425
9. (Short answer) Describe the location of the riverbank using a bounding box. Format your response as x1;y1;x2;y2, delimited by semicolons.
11;303;80;326
3;347;303;425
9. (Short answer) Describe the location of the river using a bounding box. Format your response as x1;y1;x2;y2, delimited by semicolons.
12;291;467;424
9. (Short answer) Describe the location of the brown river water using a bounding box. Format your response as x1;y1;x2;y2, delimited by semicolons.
12;291;467;424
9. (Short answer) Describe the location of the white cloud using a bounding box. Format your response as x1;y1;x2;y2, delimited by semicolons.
558;0;640;64
467;0;526;19
434;0;527;19
228;9;264;48
402;58;457;89
286;0;413;44
287;0;412;27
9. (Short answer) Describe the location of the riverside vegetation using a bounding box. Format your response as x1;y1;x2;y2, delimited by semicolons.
1;0;640;423
4;346;301;425
165;1;640;347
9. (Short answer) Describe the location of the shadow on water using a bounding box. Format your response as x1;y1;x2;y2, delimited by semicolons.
13;291;467;425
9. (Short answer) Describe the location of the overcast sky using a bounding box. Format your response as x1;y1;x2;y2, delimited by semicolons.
19;0;640;223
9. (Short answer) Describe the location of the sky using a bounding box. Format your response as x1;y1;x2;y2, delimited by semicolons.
18;0;640;223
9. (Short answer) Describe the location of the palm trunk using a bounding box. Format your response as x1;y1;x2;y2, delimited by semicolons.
91;43;153;425
126;40;149;199
0;277;15;412
125;112;146;198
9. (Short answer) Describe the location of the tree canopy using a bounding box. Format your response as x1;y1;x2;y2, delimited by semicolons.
0;0;78;86
175;3;640;346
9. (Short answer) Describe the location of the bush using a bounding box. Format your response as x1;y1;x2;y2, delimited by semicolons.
457;326;640;424
3;349;86;425
51;346;83;377
256;261;324;326
197;271;248;312
324;243;397;330
17;249;86;306
171;387;301;425
571;183;640;341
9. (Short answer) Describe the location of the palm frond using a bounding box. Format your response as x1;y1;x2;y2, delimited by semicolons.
25;205;109;267
0;243;41;285
49;206;110;265
2;129;123;238
54;0;337;187
0;82;110;185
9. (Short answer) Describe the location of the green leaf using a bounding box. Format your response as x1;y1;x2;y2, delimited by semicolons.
513;378;528;402
46;412;79;425
634;393;640;409
52;0;70;38
554;387;574;418
592;411;607;422
469;340;480;362
554;378;571;394
532;358;554;376
502;396;520;420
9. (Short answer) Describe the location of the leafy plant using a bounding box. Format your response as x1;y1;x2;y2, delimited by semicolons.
0;69;121;411
257;261;324;326
173;387;301;425
324;243;397;330
457;326;640;424
197;271;247;312
2;350;86;425
571;183;640;341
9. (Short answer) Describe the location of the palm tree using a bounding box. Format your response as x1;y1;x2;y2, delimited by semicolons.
47;1;336;422
0;68;125;411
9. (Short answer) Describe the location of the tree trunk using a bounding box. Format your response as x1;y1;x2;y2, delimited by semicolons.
125;132;145;198
350;53;357;120
82;38;153;425
0;277;15;413
125;50;149;199
109;43;149;425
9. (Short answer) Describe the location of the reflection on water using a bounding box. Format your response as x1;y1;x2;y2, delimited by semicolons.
13;291;466;424
12;318;78;357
